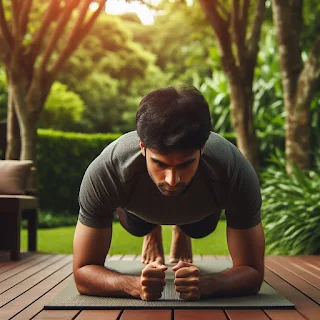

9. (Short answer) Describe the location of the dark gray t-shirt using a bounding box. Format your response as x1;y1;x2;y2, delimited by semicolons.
78;131;262;229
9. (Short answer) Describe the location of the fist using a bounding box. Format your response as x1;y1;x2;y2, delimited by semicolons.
140;260;167;301
172;261;201;301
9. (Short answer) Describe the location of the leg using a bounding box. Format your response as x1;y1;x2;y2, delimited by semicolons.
169;225;193;263
169;212;221;263
116;208;164;264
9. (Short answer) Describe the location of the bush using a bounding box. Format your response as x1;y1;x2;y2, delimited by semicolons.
261;151;320;255
37;129;121;215
39;82;85;131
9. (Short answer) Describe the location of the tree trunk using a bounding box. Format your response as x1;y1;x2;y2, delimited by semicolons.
5;81;20;160
11;77;38;162
229;80;259;170
271;0;320;171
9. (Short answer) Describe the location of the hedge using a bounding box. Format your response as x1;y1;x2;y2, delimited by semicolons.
37;129;121;215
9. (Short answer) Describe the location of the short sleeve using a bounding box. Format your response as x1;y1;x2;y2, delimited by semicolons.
78;150;126;229
225;147;262;229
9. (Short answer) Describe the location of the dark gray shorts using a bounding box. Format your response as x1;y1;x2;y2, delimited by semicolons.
116;207;220;239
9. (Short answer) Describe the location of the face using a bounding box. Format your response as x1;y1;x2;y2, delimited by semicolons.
140;141;202;197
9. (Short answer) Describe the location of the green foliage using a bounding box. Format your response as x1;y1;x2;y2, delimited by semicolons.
0;67;7;121
37;129;121;214
58;13;155;133
39;82;85;131
261;150;320;255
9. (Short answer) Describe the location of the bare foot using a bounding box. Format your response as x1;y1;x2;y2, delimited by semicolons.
169;225;193;263
141;225;165;264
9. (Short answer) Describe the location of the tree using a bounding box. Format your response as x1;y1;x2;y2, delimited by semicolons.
198;0;266;171
272;0;320;171
0;0;105;161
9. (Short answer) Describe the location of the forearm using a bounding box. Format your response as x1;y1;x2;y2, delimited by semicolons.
200;266;263;298
74;265;140;298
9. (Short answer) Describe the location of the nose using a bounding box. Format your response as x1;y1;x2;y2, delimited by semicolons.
165;168;180;186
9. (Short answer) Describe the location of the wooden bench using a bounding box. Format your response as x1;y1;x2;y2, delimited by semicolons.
0;195;38;260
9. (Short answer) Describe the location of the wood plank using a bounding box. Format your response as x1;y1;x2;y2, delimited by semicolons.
202;255;217;260
266;257;320;304
264;268;320;320
264;309;307;320
268;256;320;289
285;256;320;277
11;275;74;320
0;255;72;307
122;255;137;260
0;252;36;273
32;310;80;319
175;310;226;320
0;255;64;295
107;254;123;261
75;310;122;320
0;254;53;281
120;310;171;320
0;258;73;319
226;310;269;320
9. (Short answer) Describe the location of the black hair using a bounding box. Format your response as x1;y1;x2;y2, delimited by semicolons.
136;86;212;153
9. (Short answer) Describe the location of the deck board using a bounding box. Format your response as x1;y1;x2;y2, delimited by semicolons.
0;254;319;320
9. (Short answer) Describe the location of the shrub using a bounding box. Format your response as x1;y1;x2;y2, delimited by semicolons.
37;129;121;214
39;82;85;131
261;151;320;255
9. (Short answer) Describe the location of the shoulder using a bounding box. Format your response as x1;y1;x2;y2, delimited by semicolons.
201;132;239;182
94;131;145;183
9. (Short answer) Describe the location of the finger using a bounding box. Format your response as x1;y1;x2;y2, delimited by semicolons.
174;277;199;287
175;266;200;278
150;260;167;270
141;291;162;301
141;277;166;287
172;261;192;271
142;267;167;278
179;291;200;301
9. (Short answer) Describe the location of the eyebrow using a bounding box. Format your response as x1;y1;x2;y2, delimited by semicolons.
150;157;196;167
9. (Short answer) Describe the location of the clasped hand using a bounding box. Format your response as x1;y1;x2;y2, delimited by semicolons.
140;260;200;301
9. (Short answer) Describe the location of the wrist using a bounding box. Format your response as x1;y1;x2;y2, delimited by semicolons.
121;275;141;298
199;274;219;298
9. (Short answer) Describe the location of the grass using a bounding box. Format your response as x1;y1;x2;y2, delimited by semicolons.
21;220;229;255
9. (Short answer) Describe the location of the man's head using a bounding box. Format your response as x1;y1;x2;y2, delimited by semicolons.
136;86;211;153
136;86;212;196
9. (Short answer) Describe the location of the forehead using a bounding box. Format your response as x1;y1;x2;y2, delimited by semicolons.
148;148;199;164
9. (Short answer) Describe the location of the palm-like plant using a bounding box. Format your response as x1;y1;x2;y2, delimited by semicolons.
261;150;320;255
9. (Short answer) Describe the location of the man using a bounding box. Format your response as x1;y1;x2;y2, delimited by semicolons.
73;86;265;301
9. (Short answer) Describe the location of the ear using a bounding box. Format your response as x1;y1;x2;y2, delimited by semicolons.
139;139;146;157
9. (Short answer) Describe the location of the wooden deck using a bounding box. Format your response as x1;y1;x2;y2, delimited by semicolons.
0;253;319;319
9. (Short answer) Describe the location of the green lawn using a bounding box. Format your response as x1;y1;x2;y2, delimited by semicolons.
21;221;229;255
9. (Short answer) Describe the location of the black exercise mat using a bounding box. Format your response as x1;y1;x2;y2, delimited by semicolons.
45;260;294;309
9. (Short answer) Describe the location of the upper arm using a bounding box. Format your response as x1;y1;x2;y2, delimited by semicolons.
227;223;265;277
73;220;112;273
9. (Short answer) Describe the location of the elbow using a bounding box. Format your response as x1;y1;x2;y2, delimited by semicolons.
251;273;264;295
73;268;90;295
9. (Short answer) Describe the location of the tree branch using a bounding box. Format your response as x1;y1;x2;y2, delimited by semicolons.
50;0;106;77
0;0;13;52
10;0;19;33
38;0;81;75
29;0;61;61
294;36;320;109
19;0;32;38
231;0;248;67
291;0;303;44
247;0;266;58
240;0;249;50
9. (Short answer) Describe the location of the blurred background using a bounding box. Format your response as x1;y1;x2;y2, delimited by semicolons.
0;0;319;256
